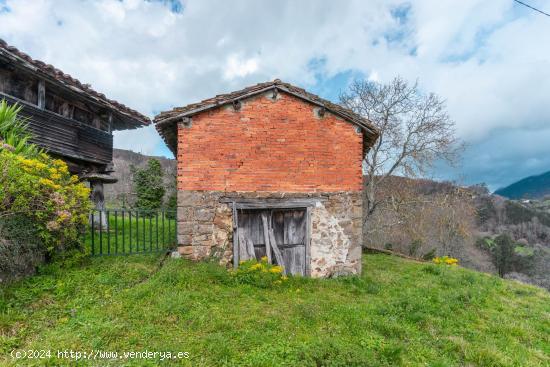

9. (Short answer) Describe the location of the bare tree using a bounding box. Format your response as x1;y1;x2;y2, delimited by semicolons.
340;76;463;220
365;177;476;259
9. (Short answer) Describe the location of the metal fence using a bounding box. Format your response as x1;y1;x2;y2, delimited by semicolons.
87;209;177;256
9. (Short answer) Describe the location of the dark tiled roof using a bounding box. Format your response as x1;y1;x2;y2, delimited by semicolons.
154;79;379;155
0;39;150;127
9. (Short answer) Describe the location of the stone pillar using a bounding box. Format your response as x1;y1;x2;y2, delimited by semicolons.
176;190;214;259
81;173;118;231
89;180;108;230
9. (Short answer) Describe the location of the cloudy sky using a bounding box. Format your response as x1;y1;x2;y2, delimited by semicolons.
1;0;549;190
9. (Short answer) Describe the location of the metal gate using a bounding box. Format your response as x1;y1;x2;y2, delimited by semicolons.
87;209;177;256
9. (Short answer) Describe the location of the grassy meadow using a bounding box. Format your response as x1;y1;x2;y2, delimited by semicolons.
0;253;549;366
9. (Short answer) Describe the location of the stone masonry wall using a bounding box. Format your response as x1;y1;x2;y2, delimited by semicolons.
310;192;363;277
177;190;362;277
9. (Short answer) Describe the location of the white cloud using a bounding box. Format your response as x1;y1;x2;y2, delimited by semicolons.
223;54;259;80
368;71;380;82
0;0;549;187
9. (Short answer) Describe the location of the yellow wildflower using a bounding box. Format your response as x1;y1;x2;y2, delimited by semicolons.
260;256;268;263
57;165;69;174
75;185;90;197
250;263;262;271
39;178;56;188
433;256;458;266
445;258;458;265
53;159;66;168
269;266;283;274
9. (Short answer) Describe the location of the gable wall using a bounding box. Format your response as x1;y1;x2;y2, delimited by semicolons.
176;91;363;192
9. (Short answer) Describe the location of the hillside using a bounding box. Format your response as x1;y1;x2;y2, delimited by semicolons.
104;148;176;207
495;170;550;199
362;176;550;290
1;253;549;366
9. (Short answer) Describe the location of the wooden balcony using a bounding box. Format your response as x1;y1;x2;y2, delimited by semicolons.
1;92;113;165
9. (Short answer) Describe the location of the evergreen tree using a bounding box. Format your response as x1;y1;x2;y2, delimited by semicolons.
493;234;516;277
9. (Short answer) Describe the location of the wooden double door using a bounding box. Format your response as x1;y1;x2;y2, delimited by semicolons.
236;208;309;276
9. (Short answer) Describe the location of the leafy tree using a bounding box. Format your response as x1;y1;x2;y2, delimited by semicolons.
132;159;165;212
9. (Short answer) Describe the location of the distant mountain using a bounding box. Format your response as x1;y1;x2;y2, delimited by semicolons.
495;171;550;199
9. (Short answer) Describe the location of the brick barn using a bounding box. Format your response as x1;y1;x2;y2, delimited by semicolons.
154;80;378;277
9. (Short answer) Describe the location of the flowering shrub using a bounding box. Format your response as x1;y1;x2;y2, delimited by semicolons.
432;256;459;266
0;149;91;256
230;256;288;288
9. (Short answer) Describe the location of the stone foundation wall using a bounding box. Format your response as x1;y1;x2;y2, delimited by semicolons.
177;190;363;277
310;193;363;277
176;191;233;265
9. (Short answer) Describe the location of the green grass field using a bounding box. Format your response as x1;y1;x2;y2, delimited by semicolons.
83;212;177;255
1;253;549;366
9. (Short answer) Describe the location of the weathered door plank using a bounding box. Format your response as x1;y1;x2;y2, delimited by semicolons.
260;212;272;263
246;237;256;260
268;228;286;275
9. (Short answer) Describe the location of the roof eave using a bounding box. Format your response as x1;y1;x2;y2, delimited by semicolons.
0;43;151;128
155;85;378;138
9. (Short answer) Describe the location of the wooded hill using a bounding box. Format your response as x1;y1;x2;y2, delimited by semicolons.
365;176;550;290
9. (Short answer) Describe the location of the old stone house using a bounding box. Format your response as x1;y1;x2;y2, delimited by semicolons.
154;80;378;277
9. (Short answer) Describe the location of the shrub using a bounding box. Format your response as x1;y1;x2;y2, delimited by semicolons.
0;215;45;282
230;257;288;288
132;159;165;213
0;149;91;257
421;248;436;261
408;239;422;257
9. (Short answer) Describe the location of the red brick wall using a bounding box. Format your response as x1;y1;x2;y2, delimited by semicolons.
177;92;363;192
